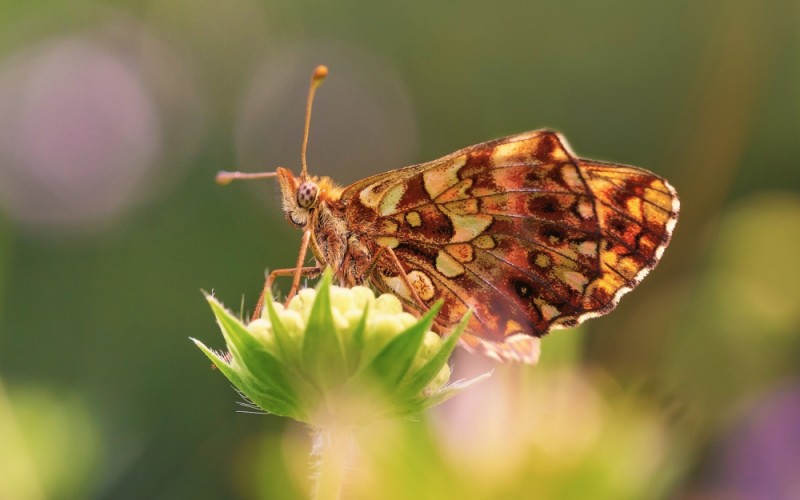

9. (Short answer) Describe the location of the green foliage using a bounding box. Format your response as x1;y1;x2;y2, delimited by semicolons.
193;269;487;427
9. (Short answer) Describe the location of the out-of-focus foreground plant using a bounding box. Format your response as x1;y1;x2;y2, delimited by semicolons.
192;269;488;499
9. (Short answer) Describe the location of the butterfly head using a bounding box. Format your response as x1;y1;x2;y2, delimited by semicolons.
216;66;334;229
276;167;316;227
275;167;342;228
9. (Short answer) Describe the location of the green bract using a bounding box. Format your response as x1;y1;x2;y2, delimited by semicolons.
192;270;489;426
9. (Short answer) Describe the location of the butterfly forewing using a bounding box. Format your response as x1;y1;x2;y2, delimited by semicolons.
339;130;679;362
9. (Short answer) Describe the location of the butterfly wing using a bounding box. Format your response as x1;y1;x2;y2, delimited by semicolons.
340;130;679;362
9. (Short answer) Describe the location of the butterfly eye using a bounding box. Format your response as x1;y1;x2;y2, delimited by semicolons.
296;181;319;209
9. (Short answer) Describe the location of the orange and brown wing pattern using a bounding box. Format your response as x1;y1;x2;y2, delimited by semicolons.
341;130;679;362
574;160;679;325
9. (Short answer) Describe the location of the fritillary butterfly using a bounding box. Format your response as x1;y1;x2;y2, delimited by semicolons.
218;66;680;363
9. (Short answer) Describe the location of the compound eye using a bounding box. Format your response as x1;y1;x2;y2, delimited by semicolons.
296;181;319;209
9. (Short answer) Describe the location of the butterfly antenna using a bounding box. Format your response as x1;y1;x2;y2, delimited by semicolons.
301;65;328;180
215;170;278;185
216;65;327;186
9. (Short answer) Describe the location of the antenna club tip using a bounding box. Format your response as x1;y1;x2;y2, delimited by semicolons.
312;65;328;83
215;171;234;185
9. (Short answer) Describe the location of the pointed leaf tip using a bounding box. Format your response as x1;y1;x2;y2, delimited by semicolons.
365;301;444;388
302;268;346;387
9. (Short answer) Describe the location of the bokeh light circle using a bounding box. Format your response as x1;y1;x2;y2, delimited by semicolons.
0;37;160;231
235;42;418;205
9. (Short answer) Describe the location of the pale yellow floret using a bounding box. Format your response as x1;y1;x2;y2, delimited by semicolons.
277;309;306;342
408;331;450;392
330;286;355;316
288;288;318;317
397;312;418;329
349;286;375;309
344;309;366;327
373;293;403;314
331;307;349;331
247;318;274;346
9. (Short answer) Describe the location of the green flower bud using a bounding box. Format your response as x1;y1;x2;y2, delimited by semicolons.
192;269;489;426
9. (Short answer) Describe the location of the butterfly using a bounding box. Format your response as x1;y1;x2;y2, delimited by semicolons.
218;66;680;363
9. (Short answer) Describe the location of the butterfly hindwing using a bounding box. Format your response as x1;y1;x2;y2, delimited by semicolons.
340;130;679;361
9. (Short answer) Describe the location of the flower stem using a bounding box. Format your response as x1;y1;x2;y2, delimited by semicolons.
311;425;354;500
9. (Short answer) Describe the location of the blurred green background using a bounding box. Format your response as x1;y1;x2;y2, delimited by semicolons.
1;0;799;498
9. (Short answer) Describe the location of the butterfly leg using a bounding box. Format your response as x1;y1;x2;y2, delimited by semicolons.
252;266;322;318
363;246;429;316
385;247;430;315
287;229;315;301
252;230;320;317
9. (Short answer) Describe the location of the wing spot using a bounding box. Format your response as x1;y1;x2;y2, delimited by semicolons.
378;219;398;234
378;183;407;215
533;252;551;268
562;271;589;292
436;250;465;278
577;240;598;256
358;179;393;209
577;200;594;219
380;273;411;301
376;236;399;249
540;303;560;321
528;195;559;214
473;234;496;249
408;270;435;301
610;219;628;235
512;278;537;300
541;226;566;245
504;320;524;336
444;198;479;215
447;213;494;242
491;141;523;164
560;164;584;190
445;243;474;263
406;211;422;227
435;178;474;203
423;155;466;199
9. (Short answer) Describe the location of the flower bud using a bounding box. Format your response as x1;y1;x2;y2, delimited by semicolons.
193;269;489;426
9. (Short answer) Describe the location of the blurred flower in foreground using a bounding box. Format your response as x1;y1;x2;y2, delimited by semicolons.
697;382;800;500
427;362;682;499
0;383;101;500
193;269;489;498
